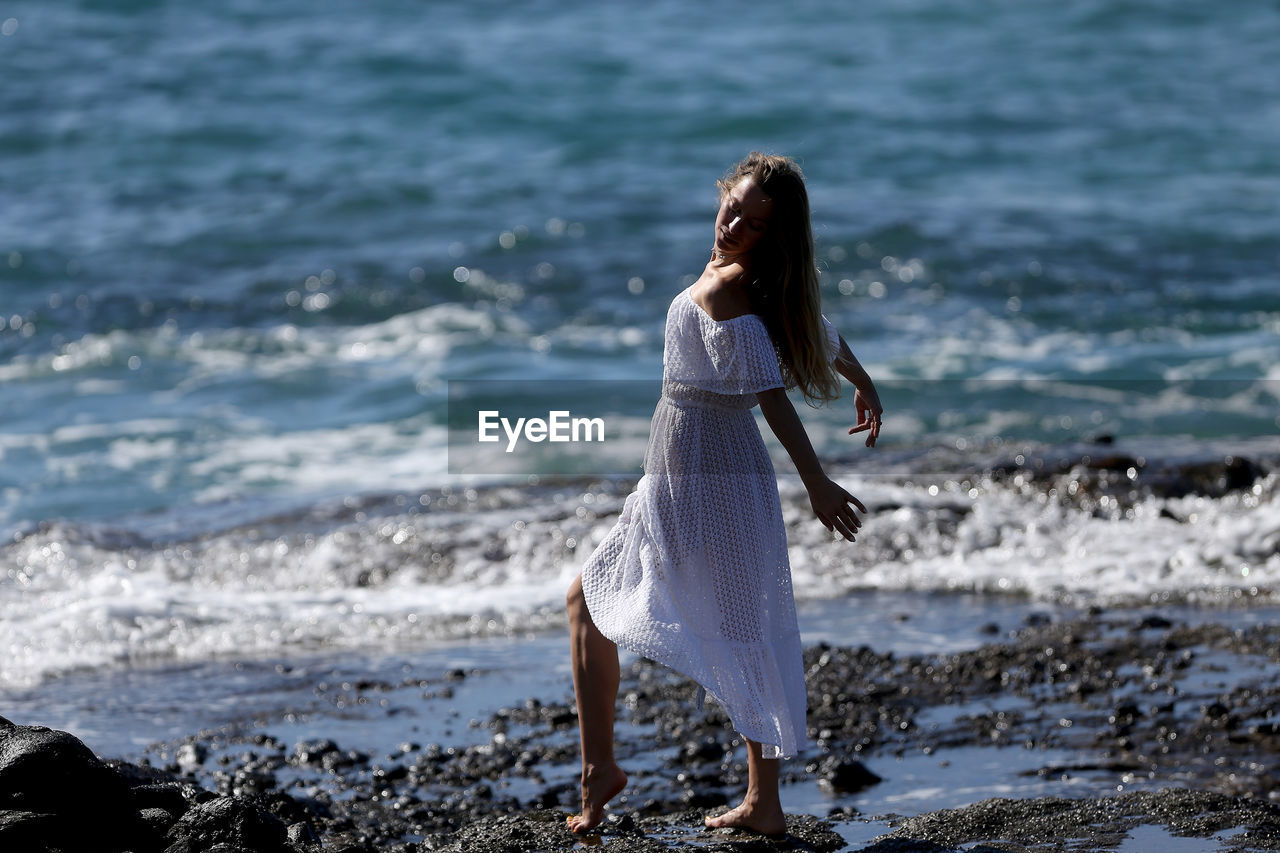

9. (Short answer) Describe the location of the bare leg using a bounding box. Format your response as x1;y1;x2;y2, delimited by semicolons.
704;738;786;836
564;574;627;833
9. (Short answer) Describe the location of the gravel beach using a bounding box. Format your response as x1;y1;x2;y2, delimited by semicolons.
8;607;1280;852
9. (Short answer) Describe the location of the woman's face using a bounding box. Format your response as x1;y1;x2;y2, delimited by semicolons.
714;177;773;258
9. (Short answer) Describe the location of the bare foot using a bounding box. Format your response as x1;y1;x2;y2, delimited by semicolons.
565;763;627;834
704;800;787;837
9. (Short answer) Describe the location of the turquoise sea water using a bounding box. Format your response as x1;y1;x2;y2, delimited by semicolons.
1;1;1278;690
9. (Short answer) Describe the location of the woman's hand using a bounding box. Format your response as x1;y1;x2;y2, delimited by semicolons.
807;477;867;542
847;387;883;448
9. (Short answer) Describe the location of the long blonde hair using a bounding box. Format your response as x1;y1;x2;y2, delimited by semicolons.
718;152;840;406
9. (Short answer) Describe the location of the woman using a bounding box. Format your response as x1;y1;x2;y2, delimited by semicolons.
565;152;883;836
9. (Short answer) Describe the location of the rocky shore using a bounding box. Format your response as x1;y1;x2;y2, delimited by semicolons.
5;606;1280;851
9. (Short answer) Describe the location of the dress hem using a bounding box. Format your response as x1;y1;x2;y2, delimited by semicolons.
582;586;806;760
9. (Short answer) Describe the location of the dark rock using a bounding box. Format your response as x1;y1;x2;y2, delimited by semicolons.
136;806;179;849
881;788;1280;850
292;738;341;766
0;723;136;850
175;741;207;771
547;710;577;728
372;762;410;782
330;842;376;853
0;724;130;812
287;820;322;846
1222;455;1261;492
1201;701;1231;723
1084;454;1141;472
132;782;194;817
858;840;956;852
107;758;183;787
138;806;178;829
431;809;846;853
432;810;581;852
463;782;494;802
681;737;726;763
1169;456;1262;498
253;790;324;829
534;784;570;809
164;795;289;853
0;809;59;849
228;766;278;795
818;758;883;793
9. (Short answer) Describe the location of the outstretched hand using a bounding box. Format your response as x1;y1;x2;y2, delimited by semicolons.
847;387;883;448
807;477;867;542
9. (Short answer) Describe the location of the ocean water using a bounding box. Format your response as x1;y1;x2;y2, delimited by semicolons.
2;1;1279;703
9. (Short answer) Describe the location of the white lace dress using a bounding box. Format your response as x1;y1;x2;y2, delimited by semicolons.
581;285;838;759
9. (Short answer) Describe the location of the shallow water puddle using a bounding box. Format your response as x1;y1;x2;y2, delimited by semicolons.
777;742;1093;824
1173;647;1274;698
1114;823;1234;852
828;817;897;849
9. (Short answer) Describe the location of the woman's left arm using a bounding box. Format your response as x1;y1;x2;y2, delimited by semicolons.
757;387;866;542
833;334;883;447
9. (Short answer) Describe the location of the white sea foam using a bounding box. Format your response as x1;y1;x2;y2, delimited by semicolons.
786;471;1280;605
3;447;1277;689
2;299;518;388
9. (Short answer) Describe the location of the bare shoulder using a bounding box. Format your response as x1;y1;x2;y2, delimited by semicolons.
691;265;754;322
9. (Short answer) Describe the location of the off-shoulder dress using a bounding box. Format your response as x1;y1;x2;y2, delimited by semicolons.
581;286;838;758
